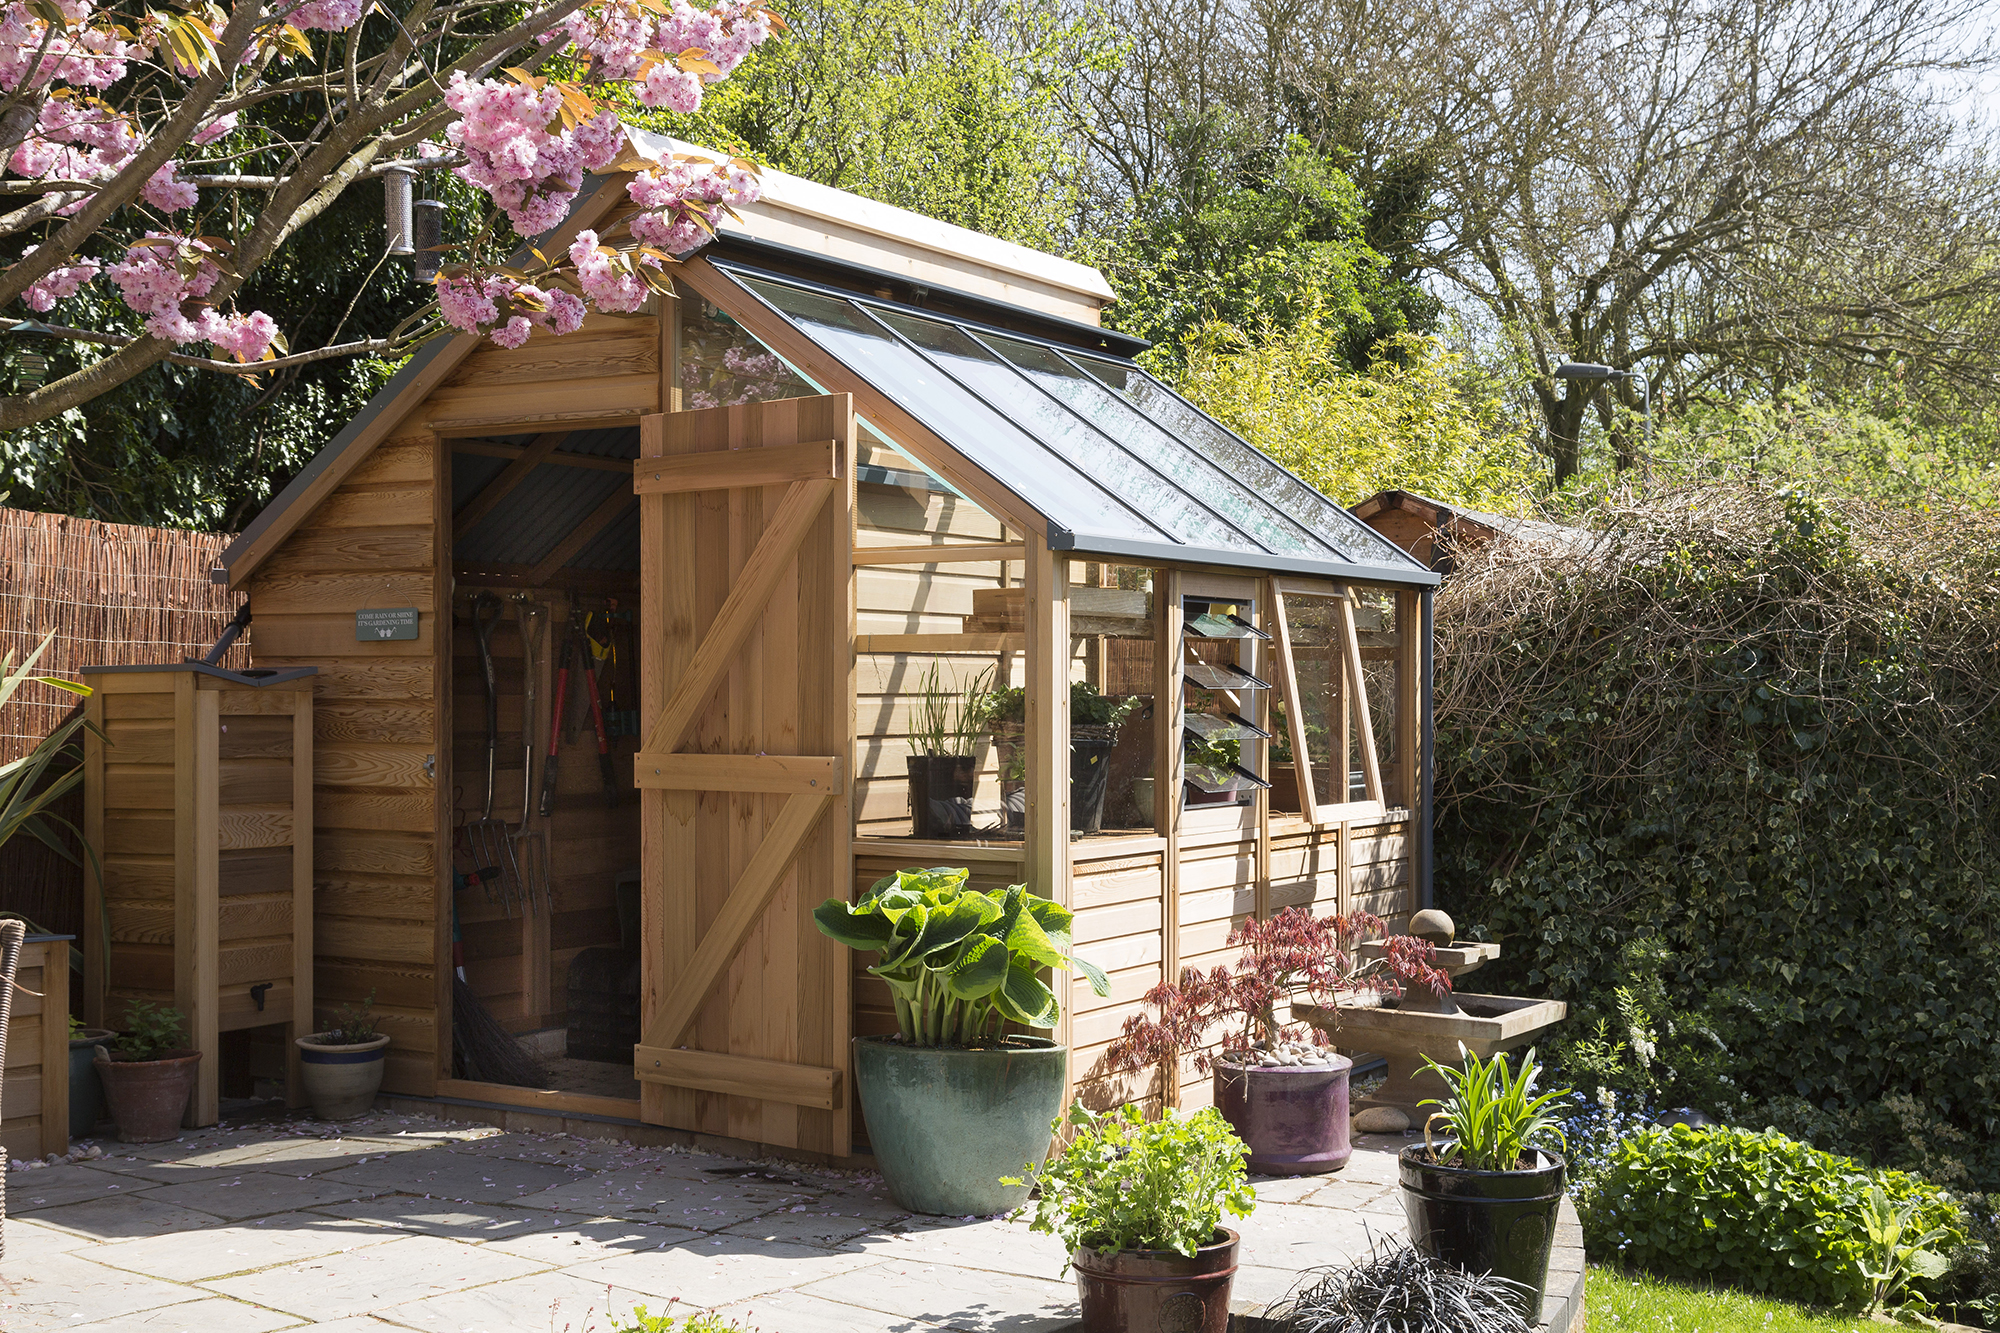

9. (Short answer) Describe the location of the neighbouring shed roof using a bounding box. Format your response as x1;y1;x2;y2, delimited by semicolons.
1350;489;1588;568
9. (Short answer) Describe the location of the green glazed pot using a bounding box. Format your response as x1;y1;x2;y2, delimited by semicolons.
854;1034;1066;1217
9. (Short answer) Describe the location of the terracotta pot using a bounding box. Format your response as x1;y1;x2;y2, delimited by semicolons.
1071;1228;1239;1333
93;1049;200;1143
296;1032;391;1120
1213;1055;1353;1175
1400;1143;1566;1322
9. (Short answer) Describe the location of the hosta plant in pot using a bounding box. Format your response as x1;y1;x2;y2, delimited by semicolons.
1006;1102;1258;1333
1400;1044;1570;1322
1106;908;1447;1175
813;866;1110;1216
297;992;391;1120
94;1001;200;1143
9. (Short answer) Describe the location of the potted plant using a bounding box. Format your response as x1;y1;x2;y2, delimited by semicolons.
1005;1102;1258;1333
1108;908;1446;1175
297;992;391;1120
68;1015;115;1138
982;682;1141;833
813;866;1110;1216
93;1001;200;1143
1184;732;1244;807
906;663;990;839
1401;1045;1570;1322
1068;682;1140;834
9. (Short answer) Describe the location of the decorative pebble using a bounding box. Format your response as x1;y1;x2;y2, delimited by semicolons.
1352;1106;1412;1134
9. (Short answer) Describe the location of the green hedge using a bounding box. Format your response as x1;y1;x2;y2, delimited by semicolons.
1432;486;2000;1192
1580;1124;1964;1307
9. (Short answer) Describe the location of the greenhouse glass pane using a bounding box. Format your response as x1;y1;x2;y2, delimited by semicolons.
735;278;1168;543
978;331;1334;560
1071;352;1413;567
870;310;1260;553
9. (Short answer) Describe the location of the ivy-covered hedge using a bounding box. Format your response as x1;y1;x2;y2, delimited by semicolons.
1432;485;2000;1192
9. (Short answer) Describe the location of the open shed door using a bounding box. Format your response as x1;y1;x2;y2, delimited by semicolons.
632;393;855;1155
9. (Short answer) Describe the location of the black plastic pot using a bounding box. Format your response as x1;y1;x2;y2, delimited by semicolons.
907;755;976;838
1070;734;1115;833
1399;1143;1566;1321
1213;1056;1353;1175
1071;1228;1239;1333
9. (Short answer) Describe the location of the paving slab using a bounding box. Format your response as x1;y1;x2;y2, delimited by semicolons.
142;1168;377;1221
507;1165;819;1226
795;1255;1081;1332
18;1192;227;1241
7;1161;159;1209
66;1294;308;1331
1232;1200;1384;1271
568;1235;879;1304
318;1149;587;1203
478;1216;708;1266
370;1269;657;1333
0;1250;215;1331
845;1216;1075;1281
201;1233;551;1320
88;1210;397;1281
314;1194;578;1243
0;1216;95;1259
711;1288;959;1332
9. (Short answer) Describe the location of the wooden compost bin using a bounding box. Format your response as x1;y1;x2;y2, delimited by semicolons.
2;934;73;1159
81;664;316;1126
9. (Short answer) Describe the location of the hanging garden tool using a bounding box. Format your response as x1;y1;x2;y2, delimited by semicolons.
511;596;550;911
468;593;521;913
540;609;622;816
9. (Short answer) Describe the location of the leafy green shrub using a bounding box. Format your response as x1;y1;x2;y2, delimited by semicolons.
112;1001;188;1061
1938;1201;1999;1329
1005;1103;1257;1260
1580;1124;1964;1307
1434;484;2000;1190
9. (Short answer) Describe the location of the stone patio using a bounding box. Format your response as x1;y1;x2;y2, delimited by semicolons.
0;1111;1584;1332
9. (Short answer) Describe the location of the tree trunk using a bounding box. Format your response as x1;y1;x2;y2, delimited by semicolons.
1535;386;1593;486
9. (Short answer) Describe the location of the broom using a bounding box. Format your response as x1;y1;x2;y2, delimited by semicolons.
449;872;548;1088
452;973;549;1087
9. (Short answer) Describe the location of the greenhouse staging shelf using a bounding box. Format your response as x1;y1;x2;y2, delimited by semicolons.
0;1110;1584;1331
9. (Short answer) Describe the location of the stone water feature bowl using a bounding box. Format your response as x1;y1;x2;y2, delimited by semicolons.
1291;919;1568;1120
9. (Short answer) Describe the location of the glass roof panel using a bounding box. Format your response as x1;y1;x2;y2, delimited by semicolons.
736;277;1170;543
1070;351;1414;568
869;309;1260;553
977;332;1333;559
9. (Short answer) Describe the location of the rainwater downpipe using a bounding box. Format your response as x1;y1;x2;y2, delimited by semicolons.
1419;587;1435;912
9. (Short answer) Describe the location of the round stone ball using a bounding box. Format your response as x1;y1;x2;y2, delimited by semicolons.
1408;908;1455;946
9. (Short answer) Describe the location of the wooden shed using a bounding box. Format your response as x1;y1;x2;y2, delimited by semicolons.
186;134;1440;1159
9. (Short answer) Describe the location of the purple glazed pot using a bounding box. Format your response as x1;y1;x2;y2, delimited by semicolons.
1212;1055;1354;1175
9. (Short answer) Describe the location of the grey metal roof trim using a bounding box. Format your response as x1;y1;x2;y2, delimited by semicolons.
1047;526;1441;589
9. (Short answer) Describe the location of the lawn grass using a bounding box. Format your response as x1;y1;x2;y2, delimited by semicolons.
1588;1265;1879;1331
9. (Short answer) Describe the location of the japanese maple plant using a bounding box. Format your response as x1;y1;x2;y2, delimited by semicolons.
1107;907;1455;1177
1107;908;1451;1075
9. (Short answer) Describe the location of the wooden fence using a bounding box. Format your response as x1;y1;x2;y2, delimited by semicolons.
0;507;245;935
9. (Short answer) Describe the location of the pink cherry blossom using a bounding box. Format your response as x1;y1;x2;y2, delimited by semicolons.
142;162;199;212
206;309;278;362
192;112;238;145
17;248;100;311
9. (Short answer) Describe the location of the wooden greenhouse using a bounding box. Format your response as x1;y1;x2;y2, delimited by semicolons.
157;133;1440;1159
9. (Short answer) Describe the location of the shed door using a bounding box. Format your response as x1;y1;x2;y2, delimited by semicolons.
632;394;855;1155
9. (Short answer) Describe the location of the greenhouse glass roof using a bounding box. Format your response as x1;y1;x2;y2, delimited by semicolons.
710;260;1437;588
